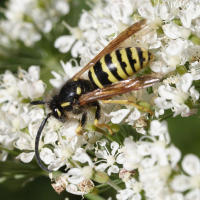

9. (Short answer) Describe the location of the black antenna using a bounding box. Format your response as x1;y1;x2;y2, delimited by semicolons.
30;100;46;105
35;113;53;172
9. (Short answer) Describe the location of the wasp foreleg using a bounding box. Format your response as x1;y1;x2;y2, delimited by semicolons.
76;112;87;135
93;102;114;135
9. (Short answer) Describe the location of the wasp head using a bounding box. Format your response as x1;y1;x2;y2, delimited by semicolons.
49;95;65;121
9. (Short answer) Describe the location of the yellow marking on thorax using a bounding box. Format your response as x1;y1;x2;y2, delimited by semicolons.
89;67;104;88
73;78;78;81
56;109;61;116
119;48;134;76
100;56;119;83
110;51;128;80
129;47;141;72
76;87;81;95
61;102;70;107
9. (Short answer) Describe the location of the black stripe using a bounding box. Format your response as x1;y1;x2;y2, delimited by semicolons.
93;59;112;87
136;47;146;68
95;104;101;120
104;53;124;81
81;112;87;127
148;51;151;62
116;49;129;77
88;70;99;89
126;48;137;72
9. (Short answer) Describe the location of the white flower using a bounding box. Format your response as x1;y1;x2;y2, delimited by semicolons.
18;66;45;100
2;0;70;46
171;154;200;194
84;131;102;150
95;141;121;175
15;123;57;163
117;177;143;200
150;120;170;144
125;109;141;126
61;118;79;139
72;148;94;167
47;135;86;171
0;128;18;161
54;35;76;53
154;73;194;117
109;109;130;124
118;138;143;171
67;166;93;184
189;61;200;80
0;70;18;104
50;59;83;88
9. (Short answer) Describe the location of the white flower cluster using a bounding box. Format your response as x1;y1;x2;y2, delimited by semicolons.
1;0;200;199
0;0;70;46
53;0;200;122
0;66;45;161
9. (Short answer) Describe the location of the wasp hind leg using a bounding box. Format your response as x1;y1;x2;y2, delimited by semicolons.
102;100;154;116
93;102;114;135
76;112;87;135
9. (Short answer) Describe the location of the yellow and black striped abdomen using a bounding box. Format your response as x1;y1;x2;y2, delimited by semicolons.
88;47;154;89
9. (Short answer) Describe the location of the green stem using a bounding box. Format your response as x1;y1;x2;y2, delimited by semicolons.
96;179;123;188
86;150;96;157
107;179;122;191
115;132;124;146
98;187;113;194
0;146;19;156
95;127;116;142
68;159;79;168
84;193;106;200
159;112;173;122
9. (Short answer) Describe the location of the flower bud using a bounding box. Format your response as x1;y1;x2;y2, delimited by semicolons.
188;34;200;45
137;101;151;112
92;170;109;183
172;19;182;26
108;122;120;133
132;14;143;22
184;98;193;109
156;26;164;34
151;0;162;6
82;166;93;180
176;65;187;75
85;123;97;132
90;186;99;195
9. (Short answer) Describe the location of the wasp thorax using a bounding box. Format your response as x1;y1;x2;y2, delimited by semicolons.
49;79;94;118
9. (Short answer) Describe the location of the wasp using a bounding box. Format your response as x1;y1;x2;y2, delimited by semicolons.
31;19;162;172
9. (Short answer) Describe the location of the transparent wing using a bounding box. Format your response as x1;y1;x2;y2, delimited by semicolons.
78;73;162;105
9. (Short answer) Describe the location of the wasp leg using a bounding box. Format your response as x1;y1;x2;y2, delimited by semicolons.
76;112;87;135
93;102;114;135
102;99;154;116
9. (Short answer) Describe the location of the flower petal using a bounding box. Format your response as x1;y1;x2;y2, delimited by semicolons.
182;154;200;176
16;152;35;163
